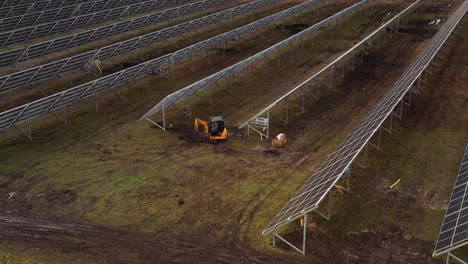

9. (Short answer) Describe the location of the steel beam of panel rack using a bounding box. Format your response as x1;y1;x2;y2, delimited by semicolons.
433;145;468;263
0;0;149;32
0;0;271;94
239;0;420;139
260;1;467;255
0;0;228;65
141;0;369;126
0;0;197;47
0;0;324;139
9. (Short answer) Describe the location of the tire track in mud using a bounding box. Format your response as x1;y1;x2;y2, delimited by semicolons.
0;215;268;263
221;161;310;264
223;162;298;245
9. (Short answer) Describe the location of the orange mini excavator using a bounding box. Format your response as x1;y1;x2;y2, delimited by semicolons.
194;116;228;141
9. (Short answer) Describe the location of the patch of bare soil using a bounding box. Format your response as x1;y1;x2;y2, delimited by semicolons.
418;2;454;14
277;23;310;34
280;225;442;264
379;181;449;210
46;190;77;205
403;25;468;132
103;62;139;75
1;191;35;215
396;27;438;41
170;123;242;153
179;129;211;143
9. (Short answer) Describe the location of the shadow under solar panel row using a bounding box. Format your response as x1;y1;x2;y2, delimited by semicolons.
0;0;197;47
0;0;325;133
434;145;468;255
141;0;367;120
0;0;160;32
0;0;239;93
261;0;468;237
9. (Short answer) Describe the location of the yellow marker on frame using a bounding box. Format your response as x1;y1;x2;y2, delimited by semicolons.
389;179;401;189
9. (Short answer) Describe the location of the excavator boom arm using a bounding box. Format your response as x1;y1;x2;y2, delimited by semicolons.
194;118;209;136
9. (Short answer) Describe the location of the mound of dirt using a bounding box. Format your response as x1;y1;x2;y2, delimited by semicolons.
46;190;77;205
0;191;35;215
179;129;210;143
228;127;244;139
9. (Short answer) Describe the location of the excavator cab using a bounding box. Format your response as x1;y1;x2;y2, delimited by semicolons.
209;116;225;137
194;116;228;141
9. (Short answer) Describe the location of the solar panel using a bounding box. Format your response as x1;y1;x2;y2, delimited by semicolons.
434;145;468;256
262;0;468;236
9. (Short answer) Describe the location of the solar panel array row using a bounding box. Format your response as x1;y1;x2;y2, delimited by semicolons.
0;0;227;67
0;0;195;47
239;0;420;131
0;0;261;94
141;0;368;119
435;145;468;255
262;0;468;236
0;0;149;32
0;0;90;18
0;0;322;132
